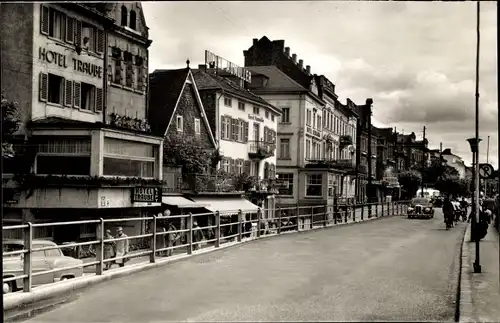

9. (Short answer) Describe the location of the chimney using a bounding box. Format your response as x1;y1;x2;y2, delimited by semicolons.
298;59;303;67
292;54;297;62
253;38;258;46
306;65;311;74
284;47;290;56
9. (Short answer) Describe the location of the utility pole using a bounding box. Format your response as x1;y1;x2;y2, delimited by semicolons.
473;0;481;274
366;98;373;218
421;126;426;197
486;135;490;196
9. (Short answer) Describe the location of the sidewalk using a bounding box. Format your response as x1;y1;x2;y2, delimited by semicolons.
459;222;500;322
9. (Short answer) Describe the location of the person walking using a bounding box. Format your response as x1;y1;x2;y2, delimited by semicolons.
165;220;177;257
103;229;116;271
442;195;454;227
192;220;205;251
114;227;129;268
155;214;167;257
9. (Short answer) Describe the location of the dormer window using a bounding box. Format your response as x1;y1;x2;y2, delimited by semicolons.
120;6;127;27
129;10;137;30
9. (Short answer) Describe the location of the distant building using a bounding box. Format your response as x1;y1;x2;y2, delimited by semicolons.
441;148;466;179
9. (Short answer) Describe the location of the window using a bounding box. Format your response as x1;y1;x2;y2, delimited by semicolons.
194;118;201;134
277;173;294;196
306;139;311;159
279;138;290;159
265;111;269;119
36;137;91;175
237;120;248;142
224;97;232;107
129;10;137;30
317;116;322;129
80;82;95;111
176;115;183;132
235;159;244;175
82;22;96;52
271;115;275;122
281;108;290;123
253;106;260;115
221;116;231;140
103;138;156;178
121;6;128;26
47;74;64;105
47;7;65;41
328;176;335;196
221;158;230;173
306;110;312;126
238;102;245;111
45;248;62;257
306;174;323;197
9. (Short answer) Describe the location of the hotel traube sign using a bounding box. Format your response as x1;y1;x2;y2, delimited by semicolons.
131;187;162;203
39;47;103;79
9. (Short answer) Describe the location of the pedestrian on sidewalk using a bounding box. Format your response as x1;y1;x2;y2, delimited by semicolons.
165;220;177;257
103;229;115;271
192;220;205;251
155;214;167;257
114;227;129;268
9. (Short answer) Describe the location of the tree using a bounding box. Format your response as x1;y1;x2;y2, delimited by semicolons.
163;134;214;175
398;170;422;198
1;92;21;158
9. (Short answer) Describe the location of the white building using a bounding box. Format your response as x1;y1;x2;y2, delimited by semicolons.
192;67;281;212
442;149;467;179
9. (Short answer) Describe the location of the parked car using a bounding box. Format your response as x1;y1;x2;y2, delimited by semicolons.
407;197;435;219
2;239;84;294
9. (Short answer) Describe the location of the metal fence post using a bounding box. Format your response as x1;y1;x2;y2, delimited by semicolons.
381;200;384;217
215;211;220;247
344;203;348;223
324;203;328;227
334;197;338;224
296;204;300;231
310;206;314;230
352;199;356;222
96;218;104;275
187;213;193;255
23;222;33;292
257;208;262;238
237;209;243;242
361;202;364;221
150;215;157;263
278;207;282;234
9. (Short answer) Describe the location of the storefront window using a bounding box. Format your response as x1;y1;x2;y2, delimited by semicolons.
103;137;156;178
36;137;91;175
306;174;322;197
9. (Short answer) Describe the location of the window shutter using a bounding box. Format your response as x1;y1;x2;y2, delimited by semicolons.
126;61;133;87
65;17;75;43
243;121;249;143
75;20;82;47
39;72;48;102
244;160;251;174
230;159;236;174
40;5;49;35
73;81;81;109
96;28;104;54
221;116;226;139
95;88;103;112
115;58;123;85
64;79;73;107
231;118;238;141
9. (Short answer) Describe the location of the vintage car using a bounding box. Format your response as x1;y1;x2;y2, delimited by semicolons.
407;197;435;219
3;239;84;294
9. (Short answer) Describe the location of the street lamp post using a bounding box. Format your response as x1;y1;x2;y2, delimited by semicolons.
467;137;482;274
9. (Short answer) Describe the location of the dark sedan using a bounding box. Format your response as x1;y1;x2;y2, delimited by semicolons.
407;197;435;219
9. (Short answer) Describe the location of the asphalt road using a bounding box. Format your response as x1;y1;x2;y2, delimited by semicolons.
26;210;466;322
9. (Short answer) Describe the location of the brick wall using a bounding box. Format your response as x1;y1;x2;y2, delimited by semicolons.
0;3;34;136
166;83;214;150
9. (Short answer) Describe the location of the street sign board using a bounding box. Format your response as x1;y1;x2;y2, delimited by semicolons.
478;163;495;179
205;50;252;83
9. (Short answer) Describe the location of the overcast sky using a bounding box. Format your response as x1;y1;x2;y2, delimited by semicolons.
143;1;498;168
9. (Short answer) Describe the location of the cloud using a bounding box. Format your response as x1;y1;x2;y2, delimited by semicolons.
142;1;498;167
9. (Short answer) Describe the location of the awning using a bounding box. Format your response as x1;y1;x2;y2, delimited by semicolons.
189;197;260;213
161;196;206;208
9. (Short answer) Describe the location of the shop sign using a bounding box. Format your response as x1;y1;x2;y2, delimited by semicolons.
39;47;103;79
248;114;264;122
131;187;162;204
205;50;251;83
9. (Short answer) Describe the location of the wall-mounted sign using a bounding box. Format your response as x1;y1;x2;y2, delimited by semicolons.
39;47;103;79
132;187;162;203
248;114;264;122
205;50;251;83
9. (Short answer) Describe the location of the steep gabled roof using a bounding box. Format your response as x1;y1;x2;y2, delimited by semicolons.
246;66;305;92
191;69;281;115
149;68;189;136
148;68;217;147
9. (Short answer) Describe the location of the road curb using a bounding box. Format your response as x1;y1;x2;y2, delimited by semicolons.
458;223;474;323
3;210;405;321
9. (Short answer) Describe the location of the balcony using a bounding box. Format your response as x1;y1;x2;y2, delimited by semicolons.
163;173;243;194
247;178;279;195
306;126;321;138
305;158;355;172
248;141;275;160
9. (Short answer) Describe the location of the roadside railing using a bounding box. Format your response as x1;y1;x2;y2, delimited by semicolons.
2;200;410;294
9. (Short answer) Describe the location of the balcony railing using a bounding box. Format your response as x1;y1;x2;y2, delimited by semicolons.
247;178;279;195
162;172;242;194
248;141;275;160
305;158;355;171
